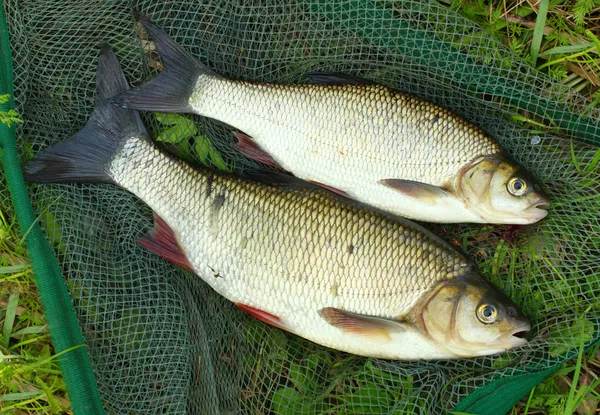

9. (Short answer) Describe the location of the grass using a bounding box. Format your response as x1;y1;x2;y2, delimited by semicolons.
1;0;599;414
0;206;71;413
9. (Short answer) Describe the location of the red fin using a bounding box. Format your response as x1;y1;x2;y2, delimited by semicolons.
236;303;290;332
137;213;194;272
233;131;281;168
309;180;347;196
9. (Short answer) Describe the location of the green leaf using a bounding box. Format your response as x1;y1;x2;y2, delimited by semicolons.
344;384;393;414
0;264;29;274
154;112;184;126
2;292;19;348
109;309;151;352
154;112;198;143
530;0;549;66
538;42;595;57
11;325;48;337
573;0;595;26
548;318;595;357
1;391;44;401
156;121;197;144
0;94;10;104
288;354;326;393
194;137;231;172
40;210;66;255
271;387;316;415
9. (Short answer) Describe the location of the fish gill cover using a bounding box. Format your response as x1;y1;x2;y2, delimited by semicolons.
2;0;599;414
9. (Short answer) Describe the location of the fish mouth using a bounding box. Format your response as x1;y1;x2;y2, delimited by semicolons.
501;322;532;347
522;199;550;223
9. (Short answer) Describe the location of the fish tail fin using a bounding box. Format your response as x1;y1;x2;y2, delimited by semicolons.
25;44;147;184
111;16;215;113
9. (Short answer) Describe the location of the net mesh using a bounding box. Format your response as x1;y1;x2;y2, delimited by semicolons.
3;0;600;413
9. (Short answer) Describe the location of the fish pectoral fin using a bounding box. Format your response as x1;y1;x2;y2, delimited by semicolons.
233;131;282;168
137;213;194;272
319;307;407;344
379;179;450;205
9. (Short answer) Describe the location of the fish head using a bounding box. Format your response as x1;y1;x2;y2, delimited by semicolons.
417;274;531;358
459;156;549;224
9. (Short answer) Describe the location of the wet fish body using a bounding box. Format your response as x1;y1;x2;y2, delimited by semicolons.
26;45;531;360
113;18;549;225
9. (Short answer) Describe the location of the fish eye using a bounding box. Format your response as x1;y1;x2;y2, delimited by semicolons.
507;177;527;197
476;303;498;324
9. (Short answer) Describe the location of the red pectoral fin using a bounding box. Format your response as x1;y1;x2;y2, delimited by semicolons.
233;131;282;168
137;213;194;272
236;303;291;332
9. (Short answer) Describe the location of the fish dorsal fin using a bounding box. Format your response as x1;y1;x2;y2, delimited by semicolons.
379;179;450;206
137;213;194;272
307;72;376;85
319;307;408;344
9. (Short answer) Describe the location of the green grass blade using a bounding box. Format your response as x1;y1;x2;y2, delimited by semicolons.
531;0;550;66
2;291;19;348
10;325;47;337
1;391;44;401
538;42;595;57
522;385;536;414
0;264;29;274
564;323;587;413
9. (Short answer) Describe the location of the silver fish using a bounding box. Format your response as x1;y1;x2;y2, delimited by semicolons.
112;17;549;225
26;45;531;360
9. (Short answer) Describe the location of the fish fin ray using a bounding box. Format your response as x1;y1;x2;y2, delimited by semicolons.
25;45;145;184
236;303;291;332
307;72;375;85
233;131;281;168
319;307;406;343
111;17;214;113
308;181;347;196
379;179;450;205
137;213;194;272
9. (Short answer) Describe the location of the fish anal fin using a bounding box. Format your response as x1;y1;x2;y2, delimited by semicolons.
319;307;406;344
137;213;194;272
236;303;291;332
308;180;347;197
233;131;281;168
379;179;449;205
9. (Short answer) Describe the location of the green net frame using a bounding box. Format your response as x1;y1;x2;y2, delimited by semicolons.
1;1;599;414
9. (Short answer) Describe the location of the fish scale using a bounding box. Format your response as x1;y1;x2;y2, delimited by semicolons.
188;77;504;220
113;17;548;225
108;134;472;355
27;43;531;360
193;80;499;187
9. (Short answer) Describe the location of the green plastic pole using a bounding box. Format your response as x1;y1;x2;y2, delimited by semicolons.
0;5;106;415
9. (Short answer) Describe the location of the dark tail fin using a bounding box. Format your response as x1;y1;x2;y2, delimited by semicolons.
110;16;215;113
25;44;147;184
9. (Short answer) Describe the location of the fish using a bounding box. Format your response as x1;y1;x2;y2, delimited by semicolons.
110;17;550;225
25;44;531;360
